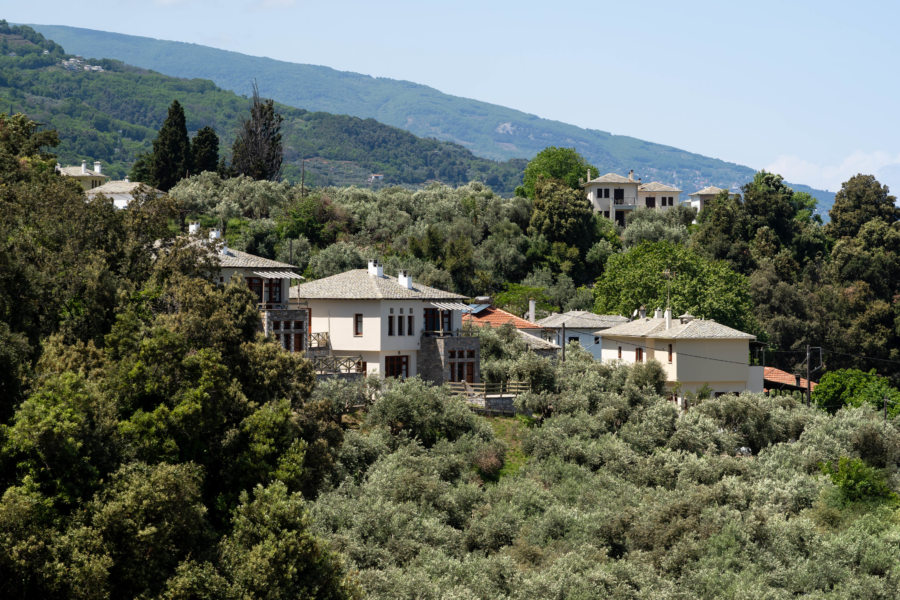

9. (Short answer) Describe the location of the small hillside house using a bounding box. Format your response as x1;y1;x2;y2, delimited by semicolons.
599;308;763;405
58;160;109;190
537;311;628;360
687;186;727;214
637;181;682;211
290;261;479;383
203;226;307;353
463;304;560;356
87;180;163;209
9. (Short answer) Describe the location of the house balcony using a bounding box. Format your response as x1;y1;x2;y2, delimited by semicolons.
258;302;290;311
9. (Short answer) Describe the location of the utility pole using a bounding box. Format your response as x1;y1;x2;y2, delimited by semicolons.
806;344;811;407
561;323;566;362
300;158;306;198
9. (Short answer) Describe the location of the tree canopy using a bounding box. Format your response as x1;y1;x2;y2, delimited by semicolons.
231;84;284;181
519;146;598;199
593;240;756;333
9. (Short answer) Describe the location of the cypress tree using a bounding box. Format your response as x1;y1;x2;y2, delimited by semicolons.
150;99;191;191
231;83;283;181
191;126;220;174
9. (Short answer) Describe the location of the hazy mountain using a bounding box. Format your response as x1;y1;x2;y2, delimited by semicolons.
28;24;835;213
0;23;525;192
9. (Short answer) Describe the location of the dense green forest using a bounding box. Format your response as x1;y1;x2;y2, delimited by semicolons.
29;22;836;214
1;22;899;600
0;22;525;192
1;118;899;594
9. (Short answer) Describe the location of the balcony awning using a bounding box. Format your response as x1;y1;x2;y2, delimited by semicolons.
430;301;470;311
253;271;304;279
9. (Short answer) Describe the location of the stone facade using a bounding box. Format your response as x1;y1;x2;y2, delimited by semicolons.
259;308;310;353
418;334;480;385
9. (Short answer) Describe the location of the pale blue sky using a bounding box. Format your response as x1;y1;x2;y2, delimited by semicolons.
8;0;900;194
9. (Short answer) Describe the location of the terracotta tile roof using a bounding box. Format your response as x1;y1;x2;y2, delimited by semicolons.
764;366;818;391
463;306;540;330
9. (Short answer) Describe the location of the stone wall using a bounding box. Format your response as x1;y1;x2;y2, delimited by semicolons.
418;334;481;385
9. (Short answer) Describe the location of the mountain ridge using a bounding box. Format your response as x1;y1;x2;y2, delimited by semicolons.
27;23;835;213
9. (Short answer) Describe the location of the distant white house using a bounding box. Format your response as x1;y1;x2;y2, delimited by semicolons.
584;171;641;226
584;171;683;225
290;260;478;383
599;308;763;405
536;311;629;360
686;186;727;214
58;160;108;190
637;181;682;211
86;179;163;209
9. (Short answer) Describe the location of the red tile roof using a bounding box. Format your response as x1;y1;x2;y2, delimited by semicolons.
764;366;817;391
463;306;541;330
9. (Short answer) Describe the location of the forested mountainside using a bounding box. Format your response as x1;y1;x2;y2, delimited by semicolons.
0;23;525;192
30;23;835;213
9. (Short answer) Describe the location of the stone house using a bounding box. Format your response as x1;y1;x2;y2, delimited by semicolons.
598;308;764;405
290;260;479;384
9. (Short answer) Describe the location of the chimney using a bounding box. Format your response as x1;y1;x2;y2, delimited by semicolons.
188;222;200;235
654;307;663;319
586;168;591;182
398;269;413;289
528;299;536;323
209;229;221;241
94;161;101;175
679;312;695;324
628;169;634;181
368;259;383;278
665;308;672;329
639;305;647;319
81;160;87;174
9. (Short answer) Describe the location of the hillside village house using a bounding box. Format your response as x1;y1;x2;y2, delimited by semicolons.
200;226;308;352
87;179;163;209
687;186;727;214
463;303;560;356
290;260;479;384
57;160;108;190
599;308;763;406
584;170;683;225
537;311;629;360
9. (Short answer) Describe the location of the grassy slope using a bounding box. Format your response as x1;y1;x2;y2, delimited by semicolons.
30;24;835;214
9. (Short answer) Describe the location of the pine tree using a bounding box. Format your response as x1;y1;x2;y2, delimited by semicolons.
150;99;191;191
231;83;283;181
191;126;219;174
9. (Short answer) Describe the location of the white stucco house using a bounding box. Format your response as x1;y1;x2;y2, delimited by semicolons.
584;171;640;226
584;171;684;225
686;186;727;214
86;179;163;209
637;181;682;211
536;311;629;360
58;160;109;190
599;308;763;405
290;260;478;383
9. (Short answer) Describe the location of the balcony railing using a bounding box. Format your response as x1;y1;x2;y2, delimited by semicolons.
308;354;365;374
308;332;329;349
257;302;290;310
